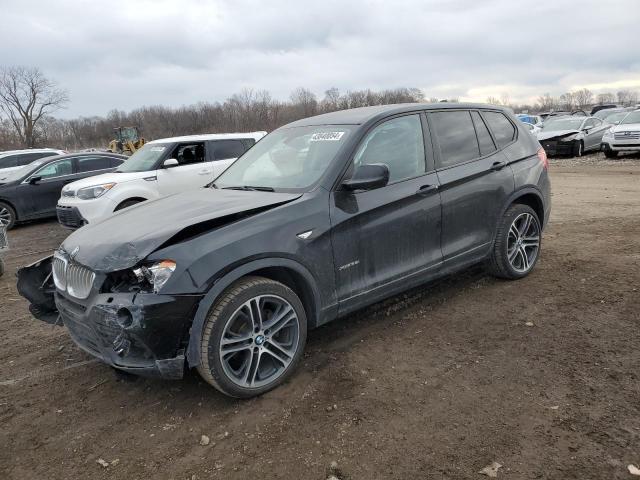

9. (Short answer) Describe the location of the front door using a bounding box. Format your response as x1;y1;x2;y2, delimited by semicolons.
156;142;214;195
18;157;75;218
583;118;608;150
330;114;443;307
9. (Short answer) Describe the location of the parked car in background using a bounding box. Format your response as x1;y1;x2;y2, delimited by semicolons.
0;148;66;176
517;114;543;126
591;104;618;115
600;109;640;158
56;132;266;229
522;122;541;136
18;103;550;398
593;107;634;123
537;115;609;156
0;152;125;228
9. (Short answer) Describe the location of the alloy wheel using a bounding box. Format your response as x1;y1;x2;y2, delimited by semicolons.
219;295;300;388
507;212;540;273
0;207;11;226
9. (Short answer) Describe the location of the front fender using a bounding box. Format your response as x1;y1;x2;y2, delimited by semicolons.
185;257;323;367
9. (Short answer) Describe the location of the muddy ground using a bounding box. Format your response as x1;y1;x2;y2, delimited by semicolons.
1;152;639;480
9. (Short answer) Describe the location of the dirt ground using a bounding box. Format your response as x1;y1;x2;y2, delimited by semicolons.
1;152;639;480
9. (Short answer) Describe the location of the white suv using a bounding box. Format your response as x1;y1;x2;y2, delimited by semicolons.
56;132;266;228
601;110;640;158
0;148;66;177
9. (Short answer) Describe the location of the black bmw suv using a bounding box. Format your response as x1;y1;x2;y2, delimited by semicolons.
18;103;550;398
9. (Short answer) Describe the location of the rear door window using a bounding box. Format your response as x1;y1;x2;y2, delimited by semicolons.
210;140;246;161
431;110;480;168
76;156;113;173
483;112;517;148
471;111;497;156
0;155;18;169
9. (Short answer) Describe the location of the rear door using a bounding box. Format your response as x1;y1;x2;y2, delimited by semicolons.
330;113;443;308
208;139;251;176
156;142;214;195
429;109;515;266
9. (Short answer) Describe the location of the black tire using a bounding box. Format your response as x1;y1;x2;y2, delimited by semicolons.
488;204;541;280
604;149;618;159
573;140;584;157
0;201;16;230
197;276;307;398
0;258;4;277
114;199;143;211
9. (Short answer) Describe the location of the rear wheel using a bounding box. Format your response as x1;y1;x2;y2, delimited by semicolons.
197;276;307;398
573;140;584;157
488;204;541;280
0;201;16;229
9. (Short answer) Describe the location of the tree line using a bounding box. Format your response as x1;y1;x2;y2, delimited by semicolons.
0;66;638;151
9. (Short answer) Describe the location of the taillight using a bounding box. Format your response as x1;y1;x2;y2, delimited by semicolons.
537;147;548;169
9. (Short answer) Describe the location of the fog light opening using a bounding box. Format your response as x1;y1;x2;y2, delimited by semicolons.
116;308;133;328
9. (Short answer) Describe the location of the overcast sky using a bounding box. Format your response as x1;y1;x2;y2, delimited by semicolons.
1;0;639;118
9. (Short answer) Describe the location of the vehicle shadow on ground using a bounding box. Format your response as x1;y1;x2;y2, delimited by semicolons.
107;264;492;408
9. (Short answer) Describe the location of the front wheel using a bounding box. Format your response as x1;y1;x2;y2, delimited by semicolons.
488;204;542;280
604;149;618;159
197;276;307;398
0;201;16;229
573;140;584;157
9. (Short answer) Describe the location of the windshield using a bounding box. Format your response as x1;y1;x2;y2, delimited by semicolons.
594;109;620;119
116;143;169;172
620;111;640;125
542;118;584;131
602;112;629;124
214;126;355;191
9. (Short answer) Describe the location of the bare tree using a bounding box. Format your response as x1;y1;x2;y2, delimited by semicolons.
486;96;502;105
536;93;559;111
573;88;593;110
0;66;68;147
616;90;638;106
559;92;576;111
596;92;616;104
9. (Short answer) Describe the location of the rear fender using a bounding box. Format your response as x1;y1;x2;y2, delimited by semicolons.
16;255;60;325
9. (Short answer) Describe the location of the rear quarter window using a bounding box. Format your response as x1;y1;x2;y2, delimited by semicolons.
484;111;517;148
0;155;18;169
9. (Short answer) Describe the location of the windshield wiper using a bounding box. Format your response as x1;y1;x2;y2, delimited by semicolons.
221;185;275;192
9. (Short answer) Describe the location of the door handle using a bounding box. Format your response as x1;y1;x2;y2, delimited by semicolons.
491;161;506;171
417;184;439;195
198;170;212;175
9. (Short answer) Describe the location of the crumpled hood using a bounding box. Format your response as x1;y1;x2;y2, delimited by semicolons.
537;129;580;141
61;188;301;272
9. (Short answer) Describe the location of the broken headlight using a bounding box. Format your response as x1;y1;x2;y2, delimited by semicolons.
77;183;116;200
133;260;176;293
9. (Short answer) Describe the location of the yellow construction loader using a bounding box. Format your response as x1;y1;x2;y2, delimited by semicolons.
108;126;146;155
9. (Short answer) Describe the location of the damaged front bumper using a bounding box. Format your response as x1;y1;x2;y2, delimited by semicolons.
540;139;575;156
17;256;203;380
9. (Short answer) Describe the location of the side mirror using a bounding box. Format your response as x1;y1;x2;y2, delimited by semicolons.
163;158;179;168
342;164;389;191
29;176;42;185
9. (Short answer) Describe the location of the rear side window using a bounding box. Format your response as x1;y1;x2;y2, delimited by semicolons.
0;155;18;169
210;140;246;161
471;112;496;156
76;156;113;173
431;111;480;168
17;152;54;166
484;112;516;148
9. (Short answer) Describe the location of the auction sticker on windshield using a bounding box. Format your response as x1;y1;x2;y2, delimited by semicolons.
150;146;166;152
310;132;345;141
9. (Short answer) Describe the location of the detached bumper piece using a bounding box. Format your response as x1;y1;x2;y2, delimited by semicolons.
55;292;201;379
56;205;86;229
541;140;574;156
